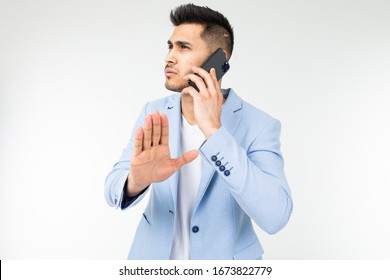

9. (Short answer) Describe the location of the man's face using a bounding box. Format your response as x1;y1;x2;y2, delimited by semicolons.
165;23;210;92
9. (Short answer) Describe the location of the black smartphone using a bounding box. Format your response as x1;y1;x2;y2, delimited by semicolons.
188;48;230;91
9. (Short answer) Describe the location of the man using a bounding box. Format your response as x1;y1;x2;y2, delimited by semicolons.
105;3;293;260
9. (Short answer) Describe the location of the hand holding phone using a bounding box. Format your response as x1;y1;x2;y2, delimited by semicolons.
188;48;230;91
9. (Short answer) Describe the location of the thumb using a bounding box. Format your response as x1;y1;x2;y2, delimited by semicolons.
172;150;199;170
182;149;199;164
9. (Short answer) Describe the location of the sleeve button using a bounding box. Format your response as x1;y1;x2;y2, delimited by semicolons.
219;165;225;171
224;170;230;176
211;155;217;161
215;160;221;166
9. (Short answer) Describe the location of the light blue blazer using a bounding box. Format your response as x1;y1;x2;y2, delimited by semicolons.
105;89;293;260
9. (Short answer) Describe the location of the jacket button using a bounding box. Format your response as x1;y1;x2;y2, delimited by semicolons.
224;170;231;176
219;165;225;171
211;155;217;161
215;160;221;166
192;226;199;233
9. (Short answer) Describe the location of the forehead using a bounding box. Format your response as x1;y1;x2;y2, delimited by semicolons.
169;23;205;44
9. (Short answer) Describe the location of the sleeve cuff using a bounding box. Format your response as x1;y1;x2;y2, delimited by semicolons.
120;182;149;210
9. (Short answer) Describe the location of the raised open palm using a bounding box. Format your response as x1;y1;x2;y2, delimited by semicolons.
127;111;198;197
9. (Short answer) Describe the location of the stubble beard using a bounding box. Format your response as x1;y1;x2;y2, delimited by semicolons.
165;78;188;93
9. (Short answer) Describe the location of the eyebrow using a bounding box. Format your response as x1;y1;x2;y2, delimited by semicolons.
167;40;193;47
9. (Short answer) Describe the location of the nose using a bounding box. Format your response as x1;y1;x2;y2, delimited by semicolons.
165;50;177;65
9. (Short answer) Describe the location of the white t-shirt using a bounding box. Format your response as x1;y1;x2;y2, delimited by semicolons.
170;115;205;260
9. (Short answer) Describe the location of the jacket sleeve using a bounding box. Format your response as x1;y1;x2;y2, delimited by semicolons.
198;119;293;234
104;103;149;209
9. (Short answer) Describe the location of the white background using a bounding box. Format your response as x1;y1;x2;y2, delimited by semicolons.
1;0;389;259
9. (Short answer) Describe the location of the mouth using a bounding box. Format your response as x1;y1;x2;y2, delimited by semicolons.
165;67;177;78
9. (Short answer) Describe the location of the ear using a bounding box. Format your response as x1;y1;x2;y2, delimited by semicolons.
222;49;230;60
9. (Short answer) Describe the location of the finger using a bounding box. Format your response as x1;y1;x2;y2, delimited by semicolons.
210;68;223;98
184;73;208;94
181;86;200;100
171;150;199;171
192;65;207;77
133;127;143;156
160;113;169;146
193;66;216;90
151;111;161;146
143;114;152;150
210;68;219;86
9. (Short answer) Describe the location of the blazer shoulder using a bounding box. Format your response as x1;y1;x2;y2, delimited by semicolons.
243;100;276;121
236;94;279;129
243;106;281;146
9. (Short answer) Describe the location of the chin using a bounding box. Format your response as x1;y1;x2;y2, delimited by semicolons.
165;80;187;93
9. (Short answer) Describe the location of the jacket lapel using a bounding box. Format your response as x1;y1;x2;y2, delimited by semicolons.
193;89;243;211
165;94;182;210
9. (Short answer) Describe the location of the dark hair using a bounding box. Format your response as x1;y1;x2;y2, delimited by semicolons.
170;3;234;59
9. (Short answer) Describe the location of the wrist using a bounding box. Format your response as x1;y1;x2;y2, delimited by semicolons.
126;174;144;198
203;124;221;139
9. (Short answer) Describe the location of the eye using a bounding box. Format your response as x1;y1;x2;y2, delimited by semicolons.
167;43;173;50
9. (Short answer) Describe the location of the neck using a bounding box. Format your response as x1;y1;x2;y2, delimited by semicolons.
181;93;196;125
